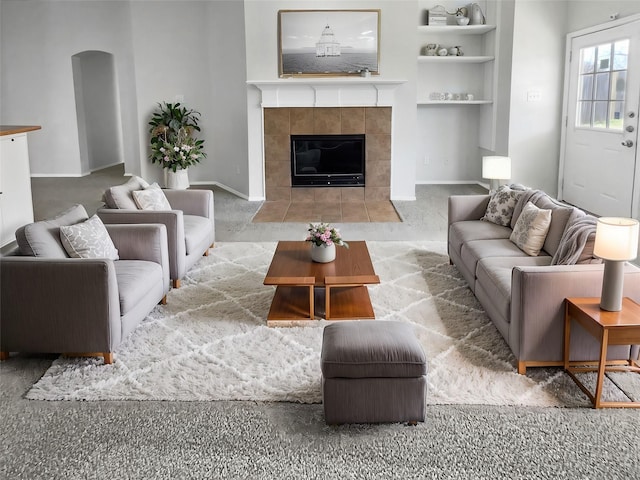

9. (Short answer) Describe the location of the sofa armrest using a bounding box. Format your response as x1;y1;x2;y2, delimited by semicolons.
0;257;121;352
163;189;214;219
448;195;490;226
510;263;640;364
97;208;185;280
106;224;170;289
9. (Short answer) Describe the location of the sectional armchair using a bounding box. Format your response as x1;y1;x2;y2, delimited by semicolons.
0;204;170;364
97;176;215;288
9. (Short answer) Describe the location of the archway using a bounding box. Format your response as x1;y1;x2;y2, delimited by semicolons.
71;50;124;174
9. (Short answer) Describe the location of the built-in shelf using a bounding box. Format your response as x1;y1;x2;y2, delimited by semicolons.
417;25;496;35
417;55;494;64
417;100;493;105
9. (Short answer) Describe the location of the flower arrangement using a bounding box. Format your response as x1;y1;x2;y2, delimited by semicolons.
306;223;349;248
148;102;206;172
149;127;206;172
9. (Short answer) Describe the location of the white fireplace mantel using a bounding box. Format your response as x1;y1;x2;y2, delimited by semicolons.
247;78;407;108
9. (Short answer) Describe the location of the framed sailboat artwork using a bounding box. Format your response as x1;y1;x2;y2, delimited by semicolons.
278;10;380;77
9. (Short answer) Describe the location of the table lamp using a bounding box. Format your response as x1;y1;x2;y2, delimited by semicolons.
593;217;639;311
482;156;511;194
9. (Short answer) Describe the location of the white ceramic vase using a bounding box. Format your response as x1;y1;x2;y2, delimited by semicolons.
310;243;336;263
165;168;190;190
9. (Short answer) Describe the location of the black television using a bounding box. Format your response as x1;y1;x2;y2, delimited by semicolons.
291;134;365;187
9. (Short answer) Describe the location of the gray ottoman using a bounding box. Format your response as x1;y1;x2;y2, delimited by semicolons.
321;321;427;424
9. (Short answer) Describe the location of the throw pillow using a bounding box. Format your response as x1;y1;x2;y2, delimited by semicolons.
59;215;119;260
510;202;553;256
482;185;524;226
132;183;172;210
103;176;150;209
15;204;89;257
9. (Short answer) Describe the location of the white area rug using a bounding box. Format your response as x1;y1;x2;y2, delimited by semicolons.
27;241;635;406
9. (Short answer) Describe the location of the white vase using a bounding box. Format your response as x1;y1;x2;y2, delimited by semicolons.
165;168;190;189
310;243;336;263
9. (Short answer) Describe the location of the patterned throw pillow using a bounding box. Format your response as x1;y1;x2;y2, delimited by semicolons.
59;215;119;260
510;201;553;256
482;185;524;226
132;183;172;211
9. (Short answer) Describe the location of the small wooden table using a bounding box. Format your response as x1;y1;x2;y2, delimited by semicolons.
564;297;640;408
263;241;380;327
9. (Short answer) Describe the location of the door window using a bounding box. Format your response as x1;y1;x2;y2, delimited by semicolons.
577;39;628;130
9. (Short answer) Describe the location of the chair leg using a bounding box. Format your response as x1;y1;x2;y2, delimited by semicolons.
517;361;526;375
203;249;209;257
160;295;167;305
103;353;114;365
0;351;9;361
172;279;181;289
210;243;215;249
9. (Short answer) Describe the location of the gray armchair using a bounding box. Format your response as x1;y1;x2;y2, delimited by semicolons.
98;177;215;288
0;205;170;364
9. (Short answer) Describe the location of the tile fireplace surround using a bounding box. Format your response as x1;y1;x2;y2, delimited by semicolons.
254;106;400;223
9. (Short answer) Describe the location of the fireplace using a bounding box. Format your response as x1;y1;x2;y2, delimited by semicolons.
262;106;391;203
291;134;365;187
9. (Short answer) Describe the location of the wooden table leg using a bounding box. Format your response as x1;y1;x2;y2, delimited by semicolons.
593;329;609;408
309;285;314;319
563;304;571;370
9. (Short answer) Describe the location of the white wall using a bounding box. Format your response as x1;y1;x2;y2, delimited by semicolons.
566;0;640;32
128;1;214;185
0;0;138;177
504;0;568;196
1;0;249;194
206;0;249;196
243;0;418;201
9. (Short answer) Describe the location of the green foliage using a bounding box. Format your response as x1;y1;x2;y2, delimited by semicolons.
148;102;206;171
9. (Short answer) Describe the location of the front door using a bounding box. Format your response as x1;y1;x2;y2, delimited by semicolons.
561;19;640;217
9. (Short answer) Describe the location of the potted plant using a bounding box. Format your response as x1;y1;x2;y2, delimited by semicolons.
148;102;207;189
306;223;348;263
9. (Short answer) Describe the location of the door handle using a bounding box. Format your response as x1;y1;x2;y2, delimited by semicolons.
621;140;634;147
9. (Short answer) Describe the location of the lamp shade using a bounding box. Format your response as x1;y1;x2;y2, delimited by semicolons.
594;217;639;261
482;156;511;180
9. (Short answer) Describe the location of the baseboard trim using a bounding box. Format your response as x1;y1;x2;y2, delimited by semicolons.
190;181;255;201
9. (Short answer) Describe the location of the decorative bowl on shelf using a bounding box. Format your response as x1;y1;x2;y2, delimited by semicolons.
456;16;470;26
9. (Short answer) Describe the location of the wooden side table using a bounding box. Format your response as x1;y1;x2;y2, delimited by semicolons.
564;297;640;408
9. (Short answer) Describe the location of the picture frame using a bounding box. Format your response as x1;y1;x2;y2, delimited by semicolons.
278;9;380;77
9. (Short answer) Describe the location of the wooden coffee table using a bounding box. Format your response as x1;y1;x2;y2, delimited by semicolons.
263;241;380;327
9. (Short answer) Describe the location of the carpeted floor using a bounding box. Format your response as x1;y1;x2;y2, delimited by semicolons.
3;176;639;479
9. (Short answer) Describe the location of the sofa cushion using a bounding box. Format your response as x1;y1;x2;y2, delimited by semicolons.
460;239;533;281
59;215;119;260
114;260;163;315
15;204;89;257
510;202;552;256
476;256;553;325
449;220;512;258
481;185;524;226
321;321;426;379
183;215;212;255
132;183;172;211
104;176;149;209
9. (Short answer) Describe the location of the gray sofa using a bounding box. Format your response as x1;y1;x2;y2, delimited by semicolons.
0;204;170;364
97;176;215;288
448;188;640;374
